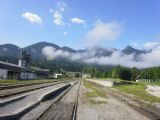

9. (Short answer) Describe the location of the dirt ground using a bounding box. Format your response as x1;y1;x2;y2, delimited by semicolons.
77;81;149;120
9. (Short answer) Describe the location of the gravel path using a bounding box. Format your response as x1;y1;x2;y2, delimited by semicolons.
77;81;149;120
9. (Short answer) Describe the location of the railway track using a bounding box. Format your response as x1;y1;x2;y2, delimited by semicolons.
36;81;80;120
109;91;160;120
0;80;80;120
88;81;160;120
0;81;72;108
0;80;70;98
0;80;59;90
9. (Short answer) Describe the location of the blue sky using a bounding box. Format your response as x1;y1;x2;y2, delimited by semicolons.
0;0;160;50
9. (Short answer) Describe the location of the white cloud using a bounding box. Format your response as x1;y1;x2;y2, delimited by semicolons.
144;42;160;49
64;32;68;35
53;11;65;26
42;46;70;60
71;17;86;24
50;1;66;26
84;20;122;46
22;12;42;24
3;48;8;51
140;49;160;67
49;9;54;13
57;1;66;12
84;49;160;68
42;46;160;68
131;42;139;47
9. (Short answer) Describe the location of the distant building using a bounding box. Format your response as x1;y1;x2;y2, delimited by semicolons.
53;73;63;79
66;72;76;78
0;50;36;80
82;73;91;79
0;68;7;79
66;71;82;78
18;49;31;69
34;68;50;79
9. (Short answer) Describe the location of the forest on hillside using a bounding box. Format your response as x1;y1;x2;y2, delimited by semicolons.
83;65;160;81
0;56;160;81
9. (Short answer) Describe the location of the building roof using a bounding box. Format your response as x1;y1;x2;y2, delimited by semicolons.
35;70;50;76
0;61;32;72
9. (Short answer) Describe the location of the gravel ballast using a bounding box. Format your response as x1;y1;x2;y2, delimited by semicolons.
0;83;68;116
77;81;149;120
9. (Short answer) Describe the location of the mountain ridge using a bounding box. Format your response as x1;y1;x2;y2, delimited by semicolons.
0;42;150;71
0;42;147;58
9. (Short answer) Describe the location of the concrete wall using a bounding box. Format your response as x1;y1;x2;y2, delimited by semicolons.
18;60;26;68
82;74;91;79
28;73;37;79
87;79;135;87
53;73;62;78
0;68;8;79
86;79;114;87
20;72;37;80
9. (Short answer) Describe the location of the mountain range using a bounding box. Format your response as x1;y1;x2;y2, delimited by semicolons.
0;42;146;58
0;42;148;71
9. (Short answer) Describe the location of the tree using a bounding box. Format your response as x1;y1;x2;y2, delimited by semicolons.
130;67;140;80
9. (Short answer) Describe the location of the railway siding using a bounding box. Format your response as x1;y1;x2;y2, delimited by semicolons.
37;81;80;120
0;82;72;120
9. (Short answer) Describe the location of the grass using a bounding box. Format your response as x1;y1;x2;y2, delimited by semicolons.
114;82;160;103
89;99;107;104
83;81;108;104
84;81;107;98
155;83;160;86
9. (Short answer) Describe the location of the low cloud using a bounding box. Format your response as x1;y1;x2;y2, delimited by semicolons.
84;20;122;47
42;46;70;60
42;46;160;68
71;17;86;24
131;41;160;50
144;42;160;49
22;12;42;24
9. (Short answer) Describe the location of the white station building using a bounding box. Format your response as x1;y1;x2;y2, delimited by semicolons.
0;50;37;80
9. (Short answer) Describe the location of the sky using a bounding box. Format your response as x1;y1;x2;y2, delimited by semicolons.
0;0;160;50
